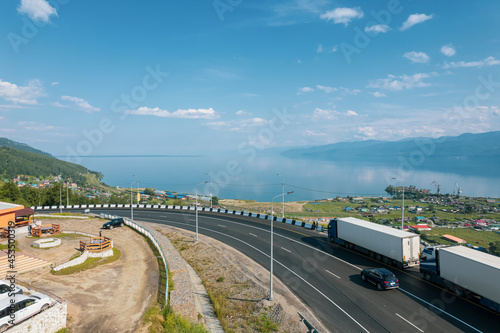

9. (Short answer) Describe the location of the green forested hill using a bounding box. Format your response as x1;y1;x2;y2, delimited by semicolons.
0;146;101;185
0;137;54;157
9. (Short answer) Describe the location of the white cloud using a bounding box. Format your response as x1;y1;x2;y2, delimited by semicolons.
18;121;54;131
50;81;59;86
443;56;500;69
365;24;390;34
0;79;45;105
311;108;359;120
304;130;327;137
320;7;363;26
340;87;361;95
205;117;269;132
17;0;57;22
357;126;377;137
331;45;338;52
235;110;252;116
316;85;337;93
298;86;314;94
370;91;386;98
367;73;434;91
317;44;323;53
400;13;434;31
55;95;100;113
404;51;430;63
440;44;456;57
126;106;218;119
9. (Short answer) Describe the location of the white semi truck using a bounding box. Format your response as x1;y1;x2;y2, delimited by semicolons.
420;245;500;312
328;217;421;268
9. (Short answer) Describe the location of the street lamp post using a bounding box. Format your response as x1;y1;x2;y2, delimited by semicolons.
392;178;405;231
195;181;209;241
277;174;285;218
205;173;213;209
269;190;293;301
131;179;138;221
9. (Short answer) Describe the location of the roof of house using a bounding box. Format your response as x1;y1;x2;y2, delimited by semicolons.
442;234;466;243
0;201;23;211
15;208;34;217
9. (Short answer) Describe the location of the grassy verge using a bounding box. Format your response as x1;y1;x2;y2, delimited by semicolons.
142;304;209;333
51;247;121;275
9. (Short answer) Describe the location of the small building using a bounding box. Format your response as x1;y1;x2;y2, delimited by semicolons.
442;234;466;244
345;207;352;211
409;225;431;232
415;216;426;222
0;201;34;230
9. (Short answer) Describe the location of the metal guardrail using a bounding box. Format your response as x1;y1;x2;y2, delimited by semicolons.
100;213;168;306
298;311;319;333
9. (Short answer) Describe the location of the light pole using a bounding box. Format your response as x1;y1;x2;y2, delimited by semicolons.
205;173;213;209
195;181;209;241
130;179;138;221
59;181;62;213
269;190;293;301
392;178;405;231
277;174;284;218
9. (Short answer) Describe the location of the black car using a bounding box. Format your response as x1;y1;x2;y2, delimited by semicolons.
102;218;125;229
360;268;399;290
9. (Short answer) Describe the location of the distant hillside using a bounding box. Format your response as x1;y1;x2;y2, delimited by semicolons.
0;137;53;158
0;146;101;185
282;131;500;162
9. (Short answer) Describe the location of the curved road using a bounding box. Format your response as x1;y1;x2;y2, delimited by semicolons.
53;208;500;333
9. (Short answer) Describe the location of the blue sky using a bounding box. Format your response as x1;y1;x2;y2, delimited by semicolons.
1;0;500;158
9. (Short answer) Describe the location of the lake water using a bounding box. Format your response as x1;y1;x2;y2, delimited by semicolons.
63;154;500;201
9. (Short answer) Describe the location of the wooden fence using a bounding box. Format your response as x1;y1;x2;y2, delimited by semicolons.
32;224;61;237
80;237;112;253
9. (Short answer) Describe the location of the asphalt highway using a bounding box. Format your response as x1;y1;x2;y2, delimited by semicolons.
54;208;500;332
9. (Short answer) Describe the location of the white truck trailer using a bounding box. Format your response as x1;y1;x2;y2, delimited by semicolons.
328;217;421;268
420;245;500;312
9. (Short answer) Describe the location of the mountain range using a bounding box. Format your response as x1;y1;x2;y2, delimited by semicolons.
282;131;500;163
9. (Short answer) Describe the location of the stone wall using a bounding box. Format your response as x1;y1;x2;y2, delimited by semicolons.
52;248;114;271
7;302;67;333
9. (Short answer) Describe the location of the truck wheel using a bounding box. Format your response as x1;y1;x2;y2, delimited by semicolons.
376;254;382;261
424;273;432;282
369;251;375;259
329;236;334;243
382;256;390;265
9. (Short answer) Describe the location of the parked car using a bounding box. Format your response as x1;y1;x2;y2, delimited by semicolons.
0;281;22;301
360;268;399;290
0;292;52;329
102;218;125;229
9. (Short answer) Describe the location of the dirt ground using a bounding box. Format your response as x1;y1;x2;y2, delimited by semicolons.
17;218;158;333
220;199;307;215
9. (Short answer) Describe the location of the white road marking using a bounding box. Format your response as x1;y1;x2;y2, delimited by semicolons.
218;224;226;228
281;247;291;253
325;270;341;279
396;313;424;332
398;289;482;333
249;233;258;237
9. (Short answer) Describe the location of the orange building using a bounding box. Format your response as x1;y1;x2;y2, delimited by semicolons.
0;201;34;231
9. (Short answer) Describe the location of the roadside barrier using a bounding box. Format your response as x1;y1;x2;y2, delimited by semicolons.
99;213;168;305
33;204;325;232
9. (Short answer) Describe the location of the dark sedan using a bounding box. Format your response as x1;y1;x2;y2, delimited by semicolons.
102;218;125;229
360;268;399;290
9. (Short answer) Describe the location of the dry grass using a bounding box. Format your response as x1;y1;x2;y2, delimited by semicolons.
220;199;306;215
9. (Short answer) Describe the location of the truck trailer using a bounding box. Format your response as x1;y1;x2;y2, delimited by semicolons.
420;245;500;312
328;217;420;268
